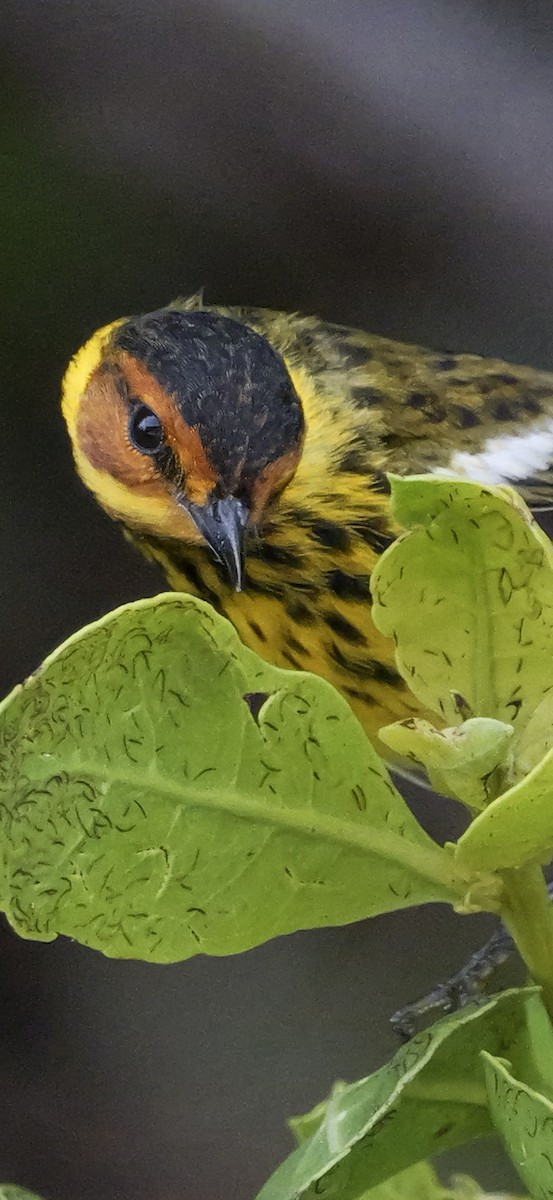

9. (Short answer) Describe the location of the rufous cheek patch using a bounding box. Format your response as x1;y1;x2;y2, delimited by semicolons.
118;354;219;503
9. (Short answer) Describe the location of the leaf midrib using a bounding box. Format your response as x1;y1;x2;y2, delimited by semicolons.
30;754;469;899
466;516;497;718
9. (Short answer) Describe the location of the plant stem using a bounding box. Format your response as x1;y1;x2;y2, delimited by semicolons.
500;864;553;1021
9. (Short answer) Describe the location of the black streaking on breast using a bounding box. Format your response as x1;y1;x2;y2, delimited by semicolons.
311;519;351;551
280;649;305;669
247;619;268;643
329;641;402;684
284;598;318;625
254;541;304;568
327;569;372;600
144;537;223;609
324;611;365;644
338;447;368;474
351;518;393;553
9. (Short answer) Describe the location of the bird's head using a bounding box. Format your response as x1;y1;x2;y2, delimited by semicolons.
62;308;305;590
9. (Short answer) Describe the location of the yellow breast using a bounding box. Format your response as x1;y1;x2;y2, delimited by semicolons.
141;511;424;746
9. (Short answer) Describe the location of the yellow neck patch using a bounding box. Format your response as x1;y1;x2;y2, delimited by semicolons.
61;318;126;438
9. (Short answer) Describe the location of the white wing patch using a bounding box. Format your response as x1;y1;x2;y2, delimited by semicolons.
434;421;553;486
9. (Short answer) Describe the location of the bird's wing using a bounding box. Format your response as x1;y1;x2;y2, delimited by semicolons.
320;320;553;512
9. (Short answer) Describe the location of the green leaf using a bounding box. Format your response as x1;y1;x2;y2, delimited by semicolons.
358;1161;527;1200
290;1097;332;1144
379;718;514;811
360;1163;455;1200
255;987;543;1200
445;1177;526;1200
371;477;553;736
455;748;553;871
483;1052;553;1200
359;1162;446;1200
510;693;553;780
0;1189;46;1200
0;595;468;963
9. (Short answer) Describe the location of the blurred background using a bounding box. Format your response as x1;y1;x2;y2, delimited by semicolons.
2;0;553;1195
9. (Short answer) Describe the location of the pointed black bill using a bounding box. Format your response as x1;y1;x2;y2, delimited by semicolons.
186;496;249;591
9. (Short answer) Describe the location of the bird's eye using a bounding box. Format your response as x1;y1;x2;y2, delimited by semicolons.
129;404;165;455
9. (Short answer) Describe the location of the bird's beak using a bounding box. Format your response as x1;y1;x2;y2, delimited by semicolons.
185;496;249;592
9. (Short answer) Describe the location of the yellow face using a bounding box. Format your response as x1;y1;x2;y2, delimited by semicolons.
64;326;215;541
61;310;305;585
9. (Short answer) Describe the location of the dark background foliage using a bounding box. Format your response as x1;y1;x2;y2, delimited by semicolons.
2;1;553;1195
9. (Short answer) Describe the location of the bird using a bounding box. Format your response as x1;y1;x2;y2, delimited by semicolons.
61;295;553;748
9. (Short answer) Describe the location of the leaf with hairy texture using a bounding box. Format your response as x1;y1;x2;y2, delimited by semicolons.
255;988;545;1200
0;594;470;963
371;477;553;744
455;747;553;871
509;692;553;781
483;1052;553;1200
379;717;514;811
